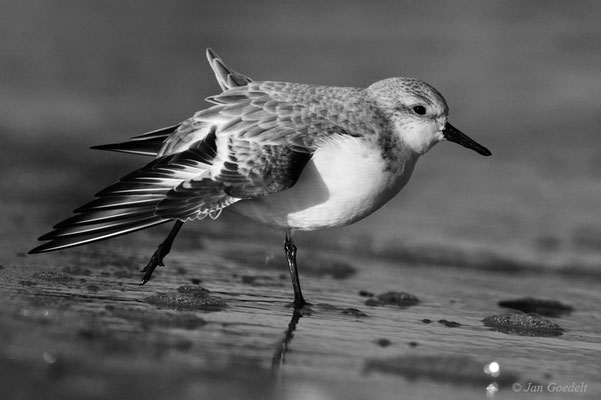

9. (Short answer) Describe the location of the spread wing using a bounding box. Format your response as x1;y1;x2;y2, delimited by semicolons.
157;81;366;213
31;81;373;252
160;80;372;196
163;80;369;154
29;132;223;252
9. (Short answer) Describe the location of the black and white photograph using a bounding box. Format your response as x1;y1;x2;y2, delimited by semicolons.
1;1;599;399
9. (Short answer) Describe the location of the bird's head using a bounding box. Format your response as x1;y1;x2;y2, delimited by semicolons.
367;77;491;157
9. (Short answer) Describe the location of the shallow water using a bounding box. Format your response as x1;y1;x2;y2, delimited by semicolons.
2;1;601;398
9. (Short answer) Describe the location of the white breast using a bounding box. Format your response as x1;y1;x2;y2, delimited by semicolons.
229;135;418;231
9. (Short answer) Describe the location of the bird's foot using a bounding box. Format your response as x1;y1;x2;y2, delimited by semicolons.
286;297;312;311
139;243;168;285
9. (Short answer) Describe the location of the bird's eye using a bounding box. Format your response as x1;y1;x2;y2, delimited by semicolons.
412;105;427;115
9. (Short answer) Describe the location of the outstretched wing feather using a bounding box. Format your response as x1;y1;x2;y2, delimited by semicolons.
30;133;234;252
32;69;375;253
90;125;180;156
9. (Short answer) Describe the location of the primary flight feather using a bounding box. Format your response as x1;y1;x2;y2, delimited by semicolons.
31;48;491;308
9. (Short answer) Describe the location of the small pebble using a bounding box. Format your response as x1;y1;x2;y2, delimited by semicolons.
438;319;461;328
483;312;563;337
365;291;419;307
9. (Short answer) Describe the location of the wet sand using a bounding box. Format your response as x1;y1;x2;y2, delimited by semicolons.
2;206;600;399
2;1;601;398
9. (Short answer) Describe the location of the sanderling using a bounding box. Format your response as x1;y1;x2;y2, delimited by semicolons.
30;48;491;308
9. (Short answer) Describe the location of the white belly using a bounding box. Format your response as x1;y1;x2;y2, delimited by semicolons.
229;136;418;231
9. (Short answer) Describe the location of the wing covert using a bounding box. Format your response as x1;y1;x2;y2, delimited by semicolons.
153;80;378;215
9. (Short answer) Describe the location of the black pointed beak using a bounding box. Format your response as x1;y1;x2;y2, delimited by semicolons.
442;123;491;156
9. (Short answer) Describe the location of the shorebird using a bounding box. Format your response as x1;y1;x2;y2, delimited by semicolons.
30;48;491;308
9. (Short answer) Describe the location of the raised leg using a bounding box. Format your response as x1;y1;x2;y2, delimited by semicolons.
140;220;184;285
284;231;307;308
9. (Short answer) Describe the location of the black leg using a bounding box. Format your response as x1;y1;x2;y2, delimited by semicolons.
284;232;307;308
140;220;184;285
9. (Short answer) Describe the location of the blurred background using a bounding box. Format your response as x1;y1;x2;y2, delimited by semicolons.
2;0;601;274
2;2;601;399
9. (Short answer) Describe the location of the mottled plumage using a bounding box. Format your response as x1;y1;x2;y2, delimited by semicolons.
30;48;491;307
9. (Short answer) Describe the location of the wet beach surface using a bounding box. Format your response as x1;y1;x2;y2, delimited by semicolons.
2;1;601;399
2;219;600;399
